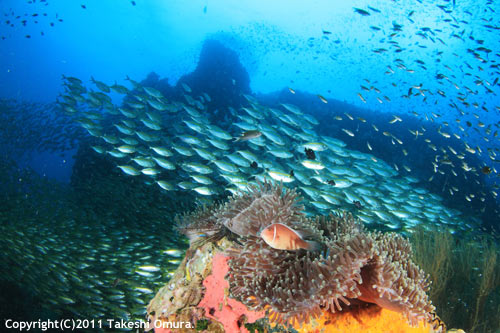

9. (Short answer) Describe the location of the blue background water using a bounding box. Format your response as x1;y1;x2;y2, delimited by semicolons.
2;1;498;109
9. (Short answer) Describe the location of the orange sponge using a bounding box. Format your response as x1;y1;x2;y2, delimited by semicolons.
293;306;433;333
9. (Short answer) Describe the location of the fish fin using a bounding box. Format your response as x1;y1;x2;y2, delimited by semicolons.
306;240;322;252
292;226;315;240
288;226;321;251
322;246;330;258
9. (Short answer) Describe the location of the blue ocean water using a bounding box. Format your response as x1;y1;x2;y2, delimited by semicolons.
0;0;499;331
2;0;498;224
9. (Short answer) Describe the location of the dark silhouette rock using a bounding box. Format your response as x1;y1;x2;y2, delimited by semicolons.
177;39;251;113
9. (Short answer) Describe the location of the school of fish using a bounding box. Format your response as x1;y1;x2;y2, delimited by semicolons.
58;75;484;236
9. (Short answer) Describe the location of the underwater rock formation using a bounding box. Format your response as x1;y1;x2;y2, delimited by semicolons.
148;182;441;332
139;72;176;100
177;39;251;113
197;253;266;332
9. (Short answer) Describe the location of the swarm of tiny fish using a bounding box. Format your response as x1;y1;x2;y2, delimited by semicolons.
2;1;499;330
0;156;187;327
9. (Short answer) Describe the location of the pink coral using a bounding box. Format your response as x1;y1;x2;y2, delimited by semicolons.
198;253;265;332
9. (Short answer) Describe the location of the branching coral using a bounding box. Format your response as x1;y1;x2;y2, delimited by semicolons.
410;226;453;304
410;228;500;332
472;242;498;331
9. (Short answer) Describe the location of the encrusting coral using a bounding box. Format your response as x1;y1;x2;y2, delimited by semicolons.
172;181;440;330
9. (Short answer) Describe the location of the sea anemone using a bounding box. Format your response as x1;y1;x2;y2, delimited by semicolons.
176;182;304;241
176;182;435;327
227;213;368;326
175;203;225;244
216;181;304;237
225;187;435;327
227;236;325;326
355;232;435;326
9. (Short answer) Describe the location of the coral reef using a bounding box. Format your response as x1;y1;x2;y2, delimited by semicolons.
227;213;435;327
146;238;266;333
149;182;443;332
